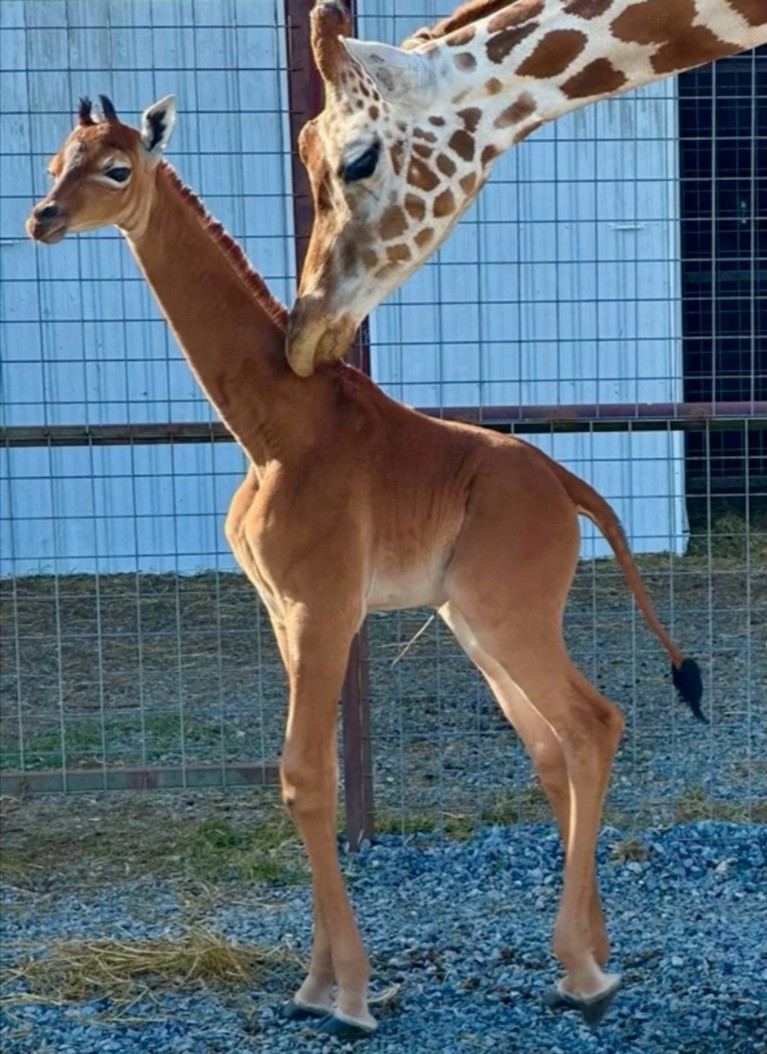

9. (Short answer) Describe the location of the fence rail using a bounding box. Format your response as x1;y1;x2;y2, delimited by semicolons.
0;762;278;798
3;402;766;448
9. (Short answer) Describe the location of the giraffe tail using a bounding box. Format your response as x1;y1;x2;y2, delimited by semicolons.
553;462;707;723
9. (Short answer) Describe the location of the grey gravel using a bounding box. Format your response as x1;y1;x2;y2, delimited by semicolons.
2;820;765;1053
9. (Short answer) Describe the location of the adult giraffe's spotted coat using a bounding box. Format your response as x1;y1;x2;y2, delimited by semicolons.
286;0;767;376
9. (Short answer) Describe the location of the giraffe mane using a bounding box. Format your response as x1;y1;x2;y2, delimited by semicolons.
159;161;288;330
400;0;517;45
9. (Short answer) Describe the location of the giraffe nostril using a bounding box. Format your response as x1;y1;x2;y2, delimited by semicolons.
36;202;59;221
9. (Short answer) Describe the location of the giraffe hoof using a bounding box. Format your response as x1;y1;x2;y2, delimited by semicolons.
281;999;329;1022
544;975;622;1026
317;1013;377;1041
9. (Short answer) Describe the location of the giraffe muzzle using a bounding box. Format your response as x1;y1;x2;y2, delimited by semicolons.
286;302;357;378
26;202;68;244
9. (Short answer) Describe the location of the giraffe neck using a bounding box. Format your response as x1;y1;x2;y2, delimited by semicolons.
124;163;295;465
426;0;766;154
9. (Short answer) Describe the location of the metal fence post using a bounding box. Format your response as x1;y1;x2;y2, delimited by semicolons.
284;0;374;847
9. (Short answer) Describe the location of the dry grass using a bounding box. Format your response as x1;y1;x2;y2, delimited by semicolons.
0;794;307;888
1;927;303;1010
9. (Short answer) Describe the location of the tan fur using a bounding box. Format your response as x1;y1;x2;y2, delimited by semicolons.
29;99;698;1034
286;0;767;376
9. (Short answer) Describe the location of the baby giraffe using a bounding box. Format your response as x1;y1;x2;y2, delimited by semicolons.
287;0;767;375
27;95;703;1039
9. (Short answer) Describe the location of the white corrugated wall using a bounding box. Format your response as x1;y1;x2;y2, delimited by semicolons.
1;0;686;574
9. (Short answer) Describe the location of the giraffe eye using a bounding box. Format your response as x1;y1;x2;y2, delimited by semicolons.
339;141;380;183
104;166;131;183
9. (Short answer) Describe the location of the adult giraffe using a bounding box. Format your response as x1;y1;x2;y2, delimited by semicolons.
286;0;767;376
27;95;704;1038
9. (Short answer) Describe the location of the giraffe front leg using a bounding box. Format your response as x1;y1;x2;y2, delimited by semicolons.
279;608;377;1039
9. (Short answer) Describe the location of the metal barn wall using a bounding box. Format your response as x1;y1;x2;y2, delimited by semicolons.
360;4;687;558
2;0;685;575
0;0;292;574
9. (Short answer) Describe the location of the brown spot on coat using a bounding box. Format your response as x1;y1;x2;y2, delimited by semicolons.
561;58;627;97
448;128;475;162
563;0;612;17
653;28;730;74
726;0;766;25
405;194;426;221
459;172;477;195
361;248;379;268
455;51;477;71
415;227;435;248
488;0;543;32
428;115;446;127
516;29;588;77
481;144;499;166
389;142;405;176
493;92;536;129
413;128;437;142
368;105;379;120
457;107;482;132
341;238;358;276
433;188;456;217
436;153;456;177
379;204;408;240
611;0;697;51
485;77;503;94
413;142;433;161
386;243;412;263
486;21;538;65
407;156;440;191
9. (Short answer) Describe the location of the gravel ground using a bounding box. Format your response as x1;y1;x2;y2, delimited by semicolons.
2;820;765;1054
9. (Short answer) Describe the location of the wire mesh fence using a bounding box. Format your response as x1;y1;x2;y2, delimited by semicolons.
1;2;765;831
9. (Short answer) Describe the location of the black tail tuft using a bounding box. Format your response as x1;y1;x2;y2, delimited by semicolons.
672;658;707;723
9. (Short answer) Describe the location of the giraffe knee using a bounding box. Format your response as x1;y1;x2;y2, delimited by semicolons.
280;748;335;814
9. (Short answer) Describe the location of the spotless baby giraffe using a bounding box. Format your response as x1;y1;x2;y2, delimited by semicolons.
27;95;704;1039
286;0;767;376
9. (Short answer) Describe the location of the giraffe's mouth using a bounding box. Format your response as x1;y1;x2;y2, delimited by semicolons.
285;305;358;378
26;215;68;244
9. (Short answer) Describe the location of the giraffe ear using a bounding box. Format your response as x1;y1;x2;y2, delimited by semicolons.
341;38;436;104
140;95;176;155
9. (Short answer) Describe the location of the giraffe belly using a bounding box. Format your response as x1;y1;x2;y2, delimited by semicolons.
366;556;449;612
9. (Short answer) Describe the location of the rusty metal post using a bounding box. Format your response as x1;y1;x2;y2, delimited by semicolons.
284;0;374;847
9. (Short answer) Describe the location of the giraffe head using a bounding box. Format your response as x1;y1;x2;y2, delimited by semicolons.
26;95;176;244
286;1;529;377
286;0;767;376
